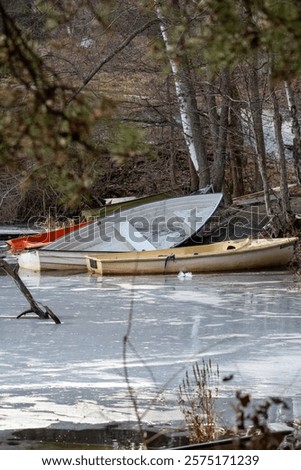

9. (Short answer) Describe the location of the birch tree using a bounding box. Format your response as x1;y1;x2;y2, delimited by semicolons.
154;0;210;189
284;81;301;184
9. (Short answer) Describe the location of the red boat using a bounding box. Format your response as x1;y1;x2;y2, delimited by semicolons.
7;221;90;252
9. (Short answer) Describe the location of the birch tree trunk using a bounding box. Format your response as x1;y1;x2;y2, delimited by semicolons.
154;0;210;188
248;56;272;216
284;81;301;184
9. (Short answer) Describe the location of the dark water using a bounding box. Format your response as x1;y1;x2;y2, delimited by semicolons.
0;267;300;431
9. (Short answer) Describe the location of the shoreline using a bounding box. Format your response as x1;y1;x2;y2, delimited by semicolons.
0;421;298;450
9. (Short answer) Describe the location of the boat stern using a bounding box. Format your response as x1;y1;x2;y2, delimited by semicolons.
17;250;41;272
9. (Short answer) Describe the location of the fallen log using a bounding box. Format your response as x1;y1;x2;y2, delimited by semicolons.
0;256;61;324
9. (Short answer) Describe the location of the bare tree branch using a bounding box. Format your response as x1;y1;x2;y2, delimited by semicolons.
68;18;159;104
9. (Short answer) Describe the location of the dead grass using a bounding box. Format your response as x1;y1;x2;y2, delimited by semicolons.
178;359;222;443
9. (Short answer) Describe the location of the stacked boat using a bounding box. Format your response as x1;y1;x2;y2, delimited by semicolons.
14;192;298;274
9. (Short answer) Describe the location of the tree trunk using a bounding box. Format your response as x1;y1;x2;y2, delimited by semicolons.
205;70;219;158
212;67;230;192
166;74;177;188
155;0;210;188
228;82;244;196
284;81;301;184
270;86;291;215
248;56;272;216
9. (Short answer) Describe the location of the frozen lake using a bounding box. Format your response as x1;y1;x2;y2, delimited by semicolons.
0;267;300;432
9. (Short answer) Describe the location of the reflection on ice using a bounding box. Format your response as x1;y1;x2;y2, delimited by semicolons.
0;269;300;430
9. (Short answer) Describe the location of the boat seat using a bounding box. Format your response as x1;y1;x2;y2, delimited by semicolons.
117;221;156;251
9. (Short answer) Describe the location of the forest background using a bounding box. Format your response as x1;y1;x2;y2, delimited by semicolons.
1;0;301;226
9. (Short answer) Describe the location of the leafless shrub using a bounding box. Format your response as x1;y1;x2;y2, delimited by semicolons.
0;170;24;223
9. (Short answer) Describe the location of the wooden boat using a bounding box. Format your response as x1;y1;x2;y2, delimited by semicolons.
7;221;90;252
85;237;298;275
18;193;223;271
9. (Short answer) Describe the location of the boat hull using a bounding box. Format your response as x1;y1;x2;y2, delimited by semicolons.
18;250;100;272
7;221;90;252
86;238;298;275
43;193;223;252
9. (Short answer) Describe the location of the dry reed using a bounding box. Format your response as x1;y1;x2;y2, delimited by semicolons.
178;359;221;443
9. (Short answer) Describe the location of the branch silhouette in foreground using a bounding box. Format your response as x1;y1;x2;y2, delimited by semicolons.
0;256;61;324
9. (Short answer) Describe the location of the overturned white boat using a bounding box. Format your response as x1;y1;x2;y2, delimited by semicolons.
18;193;223;271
